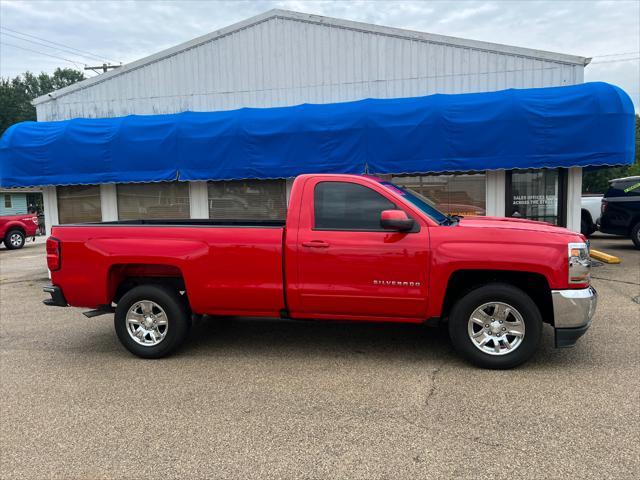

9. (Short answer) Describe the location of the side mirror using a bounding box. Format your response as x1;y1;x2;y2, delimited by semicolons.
380;210;415;232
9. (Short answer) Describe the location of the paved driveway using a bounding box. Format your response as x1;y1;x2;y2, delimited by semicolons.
1;233;638;479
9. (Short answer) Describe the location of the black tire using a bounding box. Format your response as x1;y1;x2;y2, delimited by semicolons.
448;283;542;369
631;222;640;249
4;229;25;250
114;284;191;358
580;217;592;238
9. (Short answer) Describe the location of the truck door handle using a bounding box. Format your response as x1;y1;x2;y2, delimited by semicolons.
302;240;330;248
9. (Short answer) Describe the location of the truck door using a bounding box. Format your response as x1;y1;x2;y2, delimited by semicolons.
290;178;430;320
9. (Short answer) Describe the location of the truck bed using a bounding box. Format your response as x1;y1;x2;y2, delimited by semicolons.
49;221;286;316
75;218;286;227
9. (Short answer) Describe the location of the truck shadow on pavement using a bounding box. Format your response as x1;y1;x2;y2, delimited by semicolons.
49;310;573;370
170;316;574;370
180;316;458;363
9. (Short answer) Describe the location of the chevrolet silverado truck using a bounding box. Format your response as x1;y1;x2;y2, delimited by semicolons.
0;213;38;250
43;174;597;369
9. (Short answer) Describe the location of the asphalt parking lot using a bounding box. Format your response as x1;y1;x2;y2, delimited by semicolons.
1;234;638;479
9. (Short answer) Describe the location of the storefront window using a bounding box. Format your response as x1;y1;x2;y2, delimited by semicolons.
117;182;190;220
507;169;564;225
392;173;486;216
207;180;286;220
57;185;102;224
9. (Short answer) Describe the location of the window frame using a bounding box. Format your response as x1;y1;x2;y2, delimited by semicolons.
391;172;487;218
4;194;11;209
57;185;103;224
311;180;418;233
206;179;287;222
116;181;191;221
505;168;567;227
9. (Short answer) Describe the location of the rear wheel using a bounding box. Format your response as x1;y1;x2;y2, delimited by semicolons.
4;229;25;250
580;211;593;237
448;283;542;369
631;222;640;249
114;284;190;358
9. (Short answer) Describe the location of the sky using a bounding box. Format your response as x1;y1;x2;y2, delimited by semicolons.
1;0;638;109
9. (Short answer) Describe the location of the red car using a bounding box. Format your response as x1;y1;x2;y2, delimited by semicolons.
43;174;596;369
0;214;38;250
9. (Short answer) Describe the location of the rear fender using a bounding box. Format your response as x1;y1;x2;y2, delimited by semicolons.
72;237;209;307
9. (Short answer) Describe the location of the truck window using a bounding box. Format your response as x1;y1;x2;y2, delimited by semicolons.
314;182;395;230
614;180;640;196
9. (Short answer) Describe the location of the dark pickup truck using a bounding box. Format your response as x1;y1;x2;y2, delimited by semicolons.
599;176;640;249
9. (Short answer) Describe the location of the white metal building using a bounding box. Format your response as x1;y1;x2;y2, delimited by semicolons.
32;9;591;235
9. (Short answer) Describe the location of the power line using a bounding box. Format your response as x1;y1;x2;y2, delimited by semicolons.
590;56;640;65
0;31;106;64
84;64;121;74
0;41;85;69
0;26;116;64
592;51;640;58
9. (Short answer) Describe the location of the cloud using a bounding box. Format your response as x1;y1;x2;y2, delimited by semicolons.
0;0;638;109
438;2;500;24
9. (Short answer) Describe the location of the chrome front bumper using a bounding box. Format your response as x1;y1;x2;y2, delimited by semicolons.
551;286;597;348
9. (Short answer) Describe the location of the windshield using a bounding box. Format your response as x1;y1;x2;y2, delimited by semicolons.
381;182;451;225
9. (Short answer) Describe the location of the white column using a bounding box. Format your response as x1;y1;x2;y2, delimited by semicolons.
100;184;118;221
565;167;582;232
42;186;58;236
189;181;209;219
485;170;506;217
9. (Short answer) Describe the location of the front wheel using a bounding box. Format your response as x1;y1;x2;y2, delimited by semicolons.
448;283;542;369
114;284;191;358
631;222;640;249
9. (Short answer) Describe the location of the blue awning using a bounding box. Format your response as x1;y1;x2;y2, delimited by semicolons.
0;82;635;188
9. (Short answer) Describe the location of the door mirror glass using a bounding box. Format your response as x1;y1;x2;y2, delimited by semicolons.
380;210;415;232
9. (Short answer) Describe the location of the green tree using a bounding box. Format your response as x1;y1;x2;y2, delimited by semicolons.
582;114;640;194
0;68;85;135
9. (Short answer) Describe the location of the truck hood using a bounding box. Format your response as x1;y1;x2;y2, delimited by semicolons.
456;216;574;235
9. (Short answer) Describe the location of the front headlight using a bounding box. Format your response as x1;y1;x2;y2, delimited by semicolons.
568;242;590;284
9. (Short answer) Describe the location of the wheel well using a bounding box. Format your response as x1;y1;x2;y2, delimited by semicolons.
440;270;554;325
108;264;186;305
5;225;25;237
628;215;640;234
581;209;593;225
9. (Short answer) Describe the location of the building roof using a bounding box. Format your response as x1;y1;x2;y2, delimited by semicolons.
32;9;590;106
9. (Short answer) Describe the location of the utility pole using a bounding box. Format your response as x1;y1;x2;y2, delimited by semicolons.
84;63;121;74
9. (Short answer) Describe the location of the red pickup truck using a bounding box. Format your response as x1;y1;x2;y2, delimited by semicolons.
0;214;38;250
44;174;596;368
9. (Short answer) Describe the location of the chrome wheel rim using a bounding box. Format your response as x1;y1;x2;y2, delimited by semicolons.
126;300;169;347
468;302;525;356
9;233;23;247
